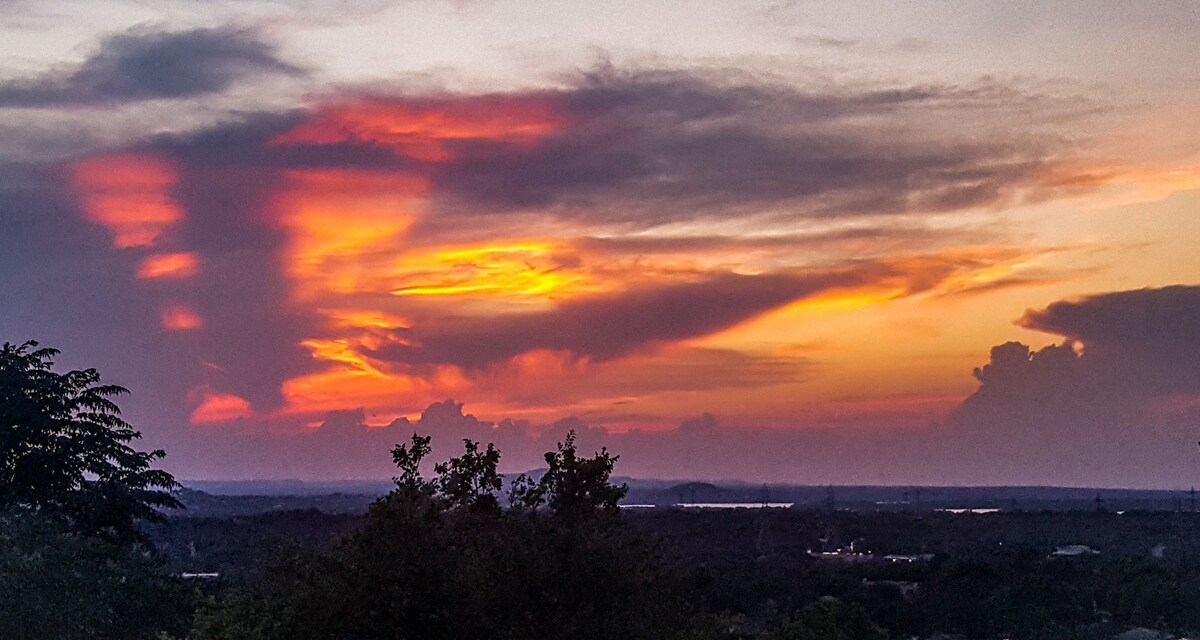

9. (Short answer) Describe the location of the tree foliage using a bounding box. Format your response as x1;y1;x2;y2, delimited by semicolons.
434;439;503;513
390;432;432;494
770;598;888;640
0;340;180;541
509;429;628;519
0;509;194;640
193;433;721;640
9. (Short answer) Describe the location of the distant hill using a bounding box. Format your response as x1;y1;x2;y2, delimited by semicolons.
182;479;395;496
659;482;725;504
172;488;378;518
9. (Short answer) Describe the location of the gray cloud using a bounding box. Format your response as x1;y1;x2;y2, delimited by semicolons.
0;27;302;107
1018;285;1200;396
366;267;879;368
134;66;1095;244
418;69;1068;229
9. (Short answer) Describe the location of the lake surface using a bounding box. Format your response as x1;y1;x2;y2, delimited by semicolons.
674;502;795;509
619;502;796;509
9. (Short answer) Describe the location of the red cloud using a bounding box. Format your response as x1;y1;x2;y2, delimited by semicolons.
270;95;567;162
71;153;183;249
189;386;252;425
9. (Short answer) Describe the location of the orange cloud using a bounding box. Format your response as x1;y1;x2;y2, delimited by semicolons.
321;309;411;330
768;246;1043;315
137;252;200;279
881;246;1050;297
261;98;584;421
260;95;1075;430
390;241;601;301
280;352;470;418
161;305;202;330
1034;159;1200;207
267;98;573;303
189;386;252;424
271;96;567;162
71;153;183;248
272;169;427;300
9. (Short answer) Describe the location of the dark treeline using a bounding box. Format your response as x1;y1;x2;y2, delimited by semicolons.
633;508;1200;639
147;507;1200;640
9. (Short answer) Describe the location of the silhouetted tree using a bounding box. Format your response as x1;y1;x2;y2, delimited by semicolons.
0;341;180;541
510;430;628;520
390;432;433;495
435;438;503;513
193;434;723;640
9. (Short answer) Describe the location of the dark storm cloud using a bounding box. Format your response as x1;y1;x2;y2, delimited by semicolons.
368;268;876;368
140;66;1090;240
945;285;1200;487
0;27;302;107
424;69;1059;226
1017;285;1200;395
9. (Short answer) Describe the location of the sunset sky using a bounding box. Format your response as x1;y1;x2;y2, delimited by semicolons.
2;1;1199;487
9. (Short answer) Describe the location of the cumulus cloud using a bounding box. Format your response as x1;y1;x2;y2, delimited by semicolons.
0;26;302;107
947;285;1200;487
165;395;979;488
1018;285;1200;395
962;285;1200;408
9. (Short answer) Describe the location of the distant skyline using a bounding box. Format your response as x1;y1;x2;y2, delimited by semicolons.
2;1;1199;487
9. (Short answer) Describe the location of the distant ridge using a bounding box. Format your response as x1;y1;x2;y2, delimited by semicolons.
182;479;395;496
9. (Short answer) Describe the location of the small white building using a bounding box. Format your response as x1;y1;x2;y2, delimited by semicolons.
1050;544;1100;557
883;553;935;563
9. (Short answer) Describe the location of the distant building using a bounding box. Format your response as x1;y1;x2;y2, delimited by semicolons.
883;553;934;563
808;548;873;562
1050;545;1100;557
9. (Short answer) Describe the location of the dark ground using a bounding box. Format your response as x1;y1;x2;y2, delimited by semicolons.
150;493;1200;639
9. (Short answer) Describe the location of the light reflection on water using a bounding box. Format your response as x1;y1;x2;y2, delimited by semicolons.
618;502;795;509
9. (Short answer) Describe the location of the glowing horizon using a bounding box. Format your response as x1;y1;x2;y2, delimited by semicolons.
2;1;1199;486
